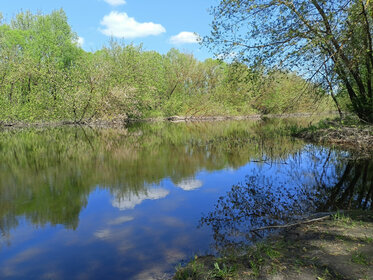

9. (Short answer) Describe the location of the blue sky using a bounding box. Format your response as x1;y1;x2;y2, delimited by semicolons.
1;0;218;60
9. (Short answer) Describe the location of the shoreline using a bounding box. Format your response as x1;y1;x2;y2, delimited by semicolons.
0;112;335;129
293;118;373;157
173;210;373;280
167;117;373;279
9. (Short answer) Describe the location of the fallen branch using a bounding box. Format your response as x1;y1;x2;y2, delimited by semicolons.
251;215;331;232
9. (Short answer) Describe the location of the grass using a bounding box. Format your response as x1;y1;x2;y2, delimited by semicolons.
209;262;236;279
173;211;373;280
364;236;373;244
174;256;205;280
289;115;371;136
288;117;338;136
288;116;373;155
316;268;334;280
331;211;358;228
332;211;351;222
173;243;283;279
174;258;237;280
351;251;371;266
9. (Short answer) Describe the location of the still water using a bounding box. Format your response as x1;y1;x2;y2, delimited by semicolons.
0;119;371;279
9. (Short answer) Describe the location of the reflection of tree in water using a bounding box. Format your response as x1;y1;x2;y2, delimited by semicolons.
200;148;373;253
0;119;304;244
321;159;373;211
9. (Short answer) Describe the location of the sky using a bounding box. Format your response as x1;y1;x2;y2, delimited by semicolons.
1;0;218;60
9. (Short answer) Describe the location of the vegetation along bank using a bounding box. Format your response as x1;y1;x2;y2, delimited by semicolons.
0;10;334;125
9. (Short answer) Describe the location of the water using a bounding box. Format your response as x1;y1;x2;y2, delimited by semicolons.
0;119;371;279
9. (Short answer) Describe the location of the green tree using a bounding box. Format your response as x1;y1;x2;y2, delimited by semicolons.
0;9;83;121
0;9;335;123
206;0;373;123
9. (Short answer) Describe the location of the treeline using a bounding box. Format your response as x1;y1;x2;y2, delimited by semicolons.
0;10;333;123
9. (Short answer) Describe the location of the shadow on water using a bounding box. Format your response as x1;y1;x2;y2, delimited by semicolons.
200;145;373;254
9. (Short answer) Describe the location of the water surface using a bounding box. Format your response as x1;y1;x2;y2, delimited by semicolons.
0;119;371;279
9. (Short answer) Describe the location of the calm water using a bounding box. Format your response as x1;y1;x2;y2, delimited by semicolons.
0;119;372;279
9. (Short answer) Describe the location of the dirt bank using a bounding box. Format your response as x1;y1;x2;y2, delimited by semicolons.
174;211;373;280
295;119;373;156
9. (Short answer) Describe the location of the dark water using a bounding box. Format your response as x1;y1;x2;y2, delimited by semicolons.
0;120;371;279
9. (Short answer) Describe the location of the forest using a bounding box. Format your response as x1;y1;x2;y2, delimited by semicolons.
0;10;334;123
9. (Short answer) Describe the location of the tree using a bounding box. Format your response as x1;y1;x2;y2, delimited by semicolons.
205;0;373;123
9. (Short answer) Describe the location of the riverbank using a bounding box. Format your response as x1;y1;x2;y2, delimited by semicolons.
0;112;334;129
173;211;373;280
292;118;373;156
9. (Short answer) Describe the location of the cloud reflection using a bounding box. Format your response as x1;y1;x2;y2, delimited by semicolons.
1;247;44;277
111;188;169;210
108;216;134;225
94;229;111;240
175;179;203;191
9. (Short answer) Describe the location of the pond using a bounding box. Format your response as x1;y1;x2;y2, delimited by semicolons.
0;119;372;280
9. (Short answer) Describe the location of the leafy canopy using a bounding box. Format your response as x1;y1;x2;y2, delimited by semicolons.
206;0;373;122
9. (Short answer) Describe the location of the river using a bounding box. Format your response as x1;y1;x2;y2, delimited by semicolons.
0;119;371;279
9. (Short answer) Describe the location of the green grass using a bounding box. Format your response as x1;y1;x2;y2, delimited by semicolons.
364;236;373;244
209;262;236;279
351;251;370;266
174;257;205;280
290;115;370;137
331;211;355;226
174;210;373;280
245;242;283;277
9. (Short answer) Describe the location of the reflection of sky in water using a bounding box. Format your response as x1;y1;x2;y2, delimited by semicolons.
112;188;170;210
0;168;250;280
176;178;203;191
0;122;363;280
0;149;350;280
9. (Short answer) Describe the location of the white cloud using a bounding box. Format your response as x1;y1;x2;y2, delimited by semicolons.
104;0;126;6
77;37;84;47
176;179;203;191
170;32;200;45
72;36;84;47
112;188;169;210
100;11;166;39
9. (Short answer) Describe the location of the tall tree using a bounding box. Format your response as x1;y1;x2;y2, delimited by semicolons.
205;0;373;123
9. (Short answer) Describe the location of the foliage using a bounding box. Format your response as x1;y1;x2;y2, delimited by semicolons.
210;262;236;279
174;257;205;280
0;10;333;123
205;0;373;123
